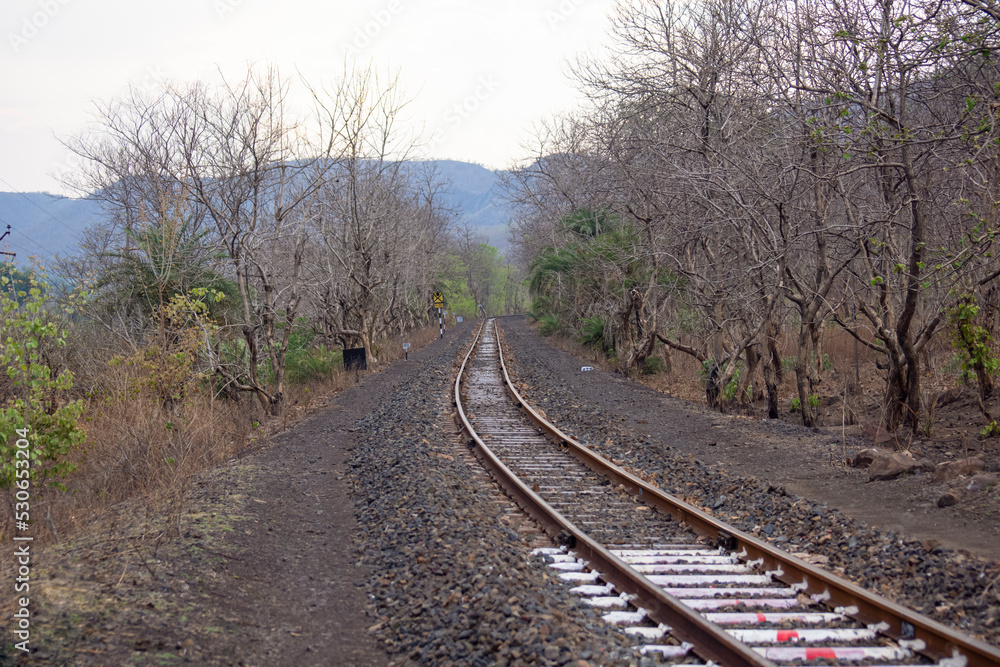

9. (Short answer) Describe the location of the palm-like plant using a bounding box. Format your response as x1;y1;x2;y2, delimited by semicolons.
97;214;237;327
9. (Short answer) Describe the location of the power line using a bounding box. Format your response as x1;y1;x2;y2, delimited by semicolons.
0;238;47;261
0;213;61;258
0;175;86;238
13;228;60;258
6;240;40;258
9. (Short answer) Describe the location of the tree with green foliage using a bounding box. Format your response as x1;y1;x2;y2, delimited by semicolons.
948;293;1000;435
528;207;672;373
96;208;239;346
0;264;39;302
0;278;86;491
438;241;523;319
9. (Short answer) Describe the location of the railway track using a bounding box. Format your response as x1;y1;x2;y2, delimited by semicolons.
454;317;1000;666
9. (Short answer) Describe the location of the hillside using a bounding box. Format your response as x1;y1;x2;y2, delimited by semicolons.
0;192;103;265
0;160;510;266
409;160;510;247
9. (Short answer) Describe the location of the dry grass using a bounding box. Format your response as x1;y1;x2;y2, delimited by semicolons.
537;320;968;431
0;320;448;563
379;320;444;364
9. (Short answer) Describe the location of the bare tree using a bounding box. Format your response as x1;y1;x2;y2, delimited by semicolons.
513;0;1000;433
311;68;451;363
794;0;1000;429
67;66;337;414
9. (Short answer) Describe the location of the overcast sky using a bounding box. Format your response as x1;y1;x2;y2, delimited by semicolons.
1;0;618;196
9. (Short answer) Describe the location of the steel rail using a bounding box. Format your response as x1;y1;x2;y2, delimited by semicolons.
492;319;1000;667
454;318;775;667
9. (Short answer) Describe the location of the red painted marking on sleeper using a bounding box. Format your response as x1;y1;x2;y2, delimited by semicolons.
805;647;838;660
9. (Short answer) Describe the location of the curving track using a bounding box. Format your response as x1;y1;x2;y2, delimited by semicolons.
454;318;1000;666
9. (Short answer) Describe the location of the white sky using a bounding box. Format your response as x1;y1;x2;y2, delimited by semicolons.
0;0;618;195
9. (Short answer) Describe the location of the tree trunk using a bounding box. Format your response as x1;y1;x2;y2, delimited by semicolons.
883;352;908;432
763;319;781;420
886;145;927;431
794;330;815;427
738;345;759;408
706;362;722;410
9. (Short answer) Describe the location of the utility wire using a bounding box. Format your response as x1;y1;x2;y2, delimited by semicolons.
0;175;86;237
0;236;44;261
13;228;60;258
6;240;40;257
0;213;61;258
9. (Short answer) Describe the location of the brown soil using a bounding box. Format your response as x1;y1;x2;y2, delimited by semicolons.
500;316;1000;561
5;316;997;664
2;327;466;666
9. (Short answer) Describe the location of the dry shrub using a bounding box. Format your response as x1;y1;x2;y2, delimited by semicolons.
823;327;878;380
3;353;263;546
0;317;458;557
78;386;258;503
379;319;449;363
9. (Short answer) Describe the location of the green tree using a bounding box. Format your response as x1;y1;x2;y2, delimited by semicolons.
948;293;1000;434
97;211;237;327
0;264;39;302
528;208;667;372
0;278;86;490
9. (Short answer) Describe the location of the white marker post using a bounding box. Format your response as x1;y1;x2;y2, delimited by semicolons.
403;342;411;360
433;292;445;339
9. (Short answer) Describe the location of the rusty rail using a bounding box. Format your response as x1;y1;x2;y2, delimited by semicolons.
491;319;1000;667
454;318;774;667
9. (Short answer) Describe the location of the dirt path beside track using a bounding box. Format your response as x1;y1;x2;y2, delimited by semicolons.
4;325;474;666
499;315;1000;560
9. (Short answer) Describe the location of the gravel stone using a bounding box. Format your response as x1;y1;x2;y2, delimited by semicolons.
349;325;653;665
497;316;1000;648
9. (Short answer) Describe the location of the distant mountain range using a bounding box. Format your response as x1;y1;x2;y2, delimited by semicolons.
0;160;511;266
0;193;102;266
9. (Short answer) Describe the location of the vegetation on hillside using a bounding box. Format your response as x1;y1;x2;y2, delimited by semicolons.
505;0;1000;434
0;65;525;545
